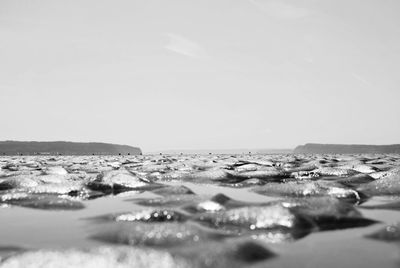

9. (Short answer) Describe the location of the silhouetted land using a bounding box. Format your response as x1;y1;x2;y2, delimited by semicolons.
0;141;142;155
294;143;400;154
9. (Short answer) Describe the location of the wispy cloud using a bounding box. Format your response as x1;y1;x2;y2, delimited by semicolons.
163;33;207;59
248;0;312;19
351;73;372;87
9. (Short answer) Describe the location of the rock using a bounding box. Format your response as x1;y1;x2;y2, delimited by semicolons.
89;209;189;223
91;222;229;247
193;203;314;236
133;194;202;208
291;171;320;180
184;200;226;213
234;164;259;172
151;185;195;196
107;161;121;169
360;201;400;211
230;169;288;182
2;164;19;172
0;246;188;268
365;223;400;242
86;169;150;194
0;176;39;191
325;174;375;188
0;193;85;210
42;166;68;175
0;170;12;178
313;167;359;177
252;181;362;201
35;174;71;184
175;240;276;268
281;197;377;231
146;171;192;182
189;169;231;182
357;168;400;196
239;178;266;186
28;182;84;195
350;164;378;174
182;193;252;213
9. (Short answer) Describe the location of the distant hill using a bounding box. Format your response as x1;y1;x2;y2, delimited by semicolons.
0;141;142;155
294;143;400;154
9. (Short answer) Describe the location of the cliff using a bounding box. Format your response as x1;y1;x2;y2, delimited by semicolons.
0;141;142;155
294;143;400;154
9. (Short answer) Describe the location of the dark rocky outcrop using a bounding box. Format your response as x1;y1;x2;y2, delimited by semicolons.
294;143;400;154
0;141;142;155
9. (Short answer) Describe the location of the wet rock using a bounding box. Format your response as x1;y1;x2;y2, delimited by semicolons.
313;167;359;177
193;203;314;236
281;197;377;231
232;168;288;181
239;178;266;186
175;240;276;268
0;193;85;210
188;169;231;182
357;168;400;196
1;164;19;172
151;185;195;196
91;222;229;247
90;209;189;223
350;164;378;174
133;194;202;208
0;173;86;194
219;178;267;188
182;193;254;213
86;169;151;194
234;164;260;172
107;161;121;169
291;171;320;180
184;200;226;213
360;200;400;211
0;176;39;191
35;174;78;184
0;246;188;268
42;166;68;175
0;170;12;178
28;182;85;195
210;193;241;207
365;223;400;242
325;174;375;188
369;170;396;180
284;164;319;173
283;196;361;218
169;167;288;185
252;181;362;201
146;171;192;182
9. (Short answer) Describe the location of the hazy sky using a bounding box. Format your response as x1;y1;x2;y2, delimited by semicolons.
1;0;399;152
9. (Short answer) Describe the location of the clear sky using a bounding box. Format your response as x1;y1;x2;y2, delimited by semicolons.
1;0;399;152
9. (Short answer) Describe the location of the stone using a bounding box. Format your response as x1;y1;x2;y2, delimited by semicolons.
0;246;188;268
91;222;229;247
365;223;400;242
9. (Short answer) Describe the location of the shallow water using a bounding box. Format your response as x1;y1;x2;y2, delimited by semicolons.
1;154;400;267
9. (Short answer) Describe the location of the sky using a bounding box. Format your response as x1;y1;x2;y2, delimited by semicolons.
1;0;399;152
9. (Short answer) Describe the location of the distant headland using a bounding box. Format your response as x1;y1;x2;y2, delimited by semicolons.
0;141;142;155
1;141;399;156
294;143;400;154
